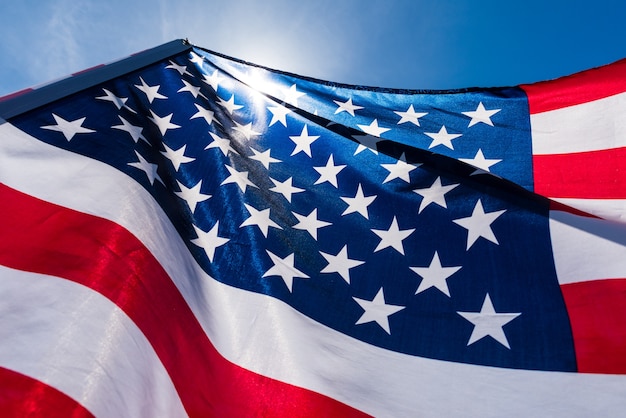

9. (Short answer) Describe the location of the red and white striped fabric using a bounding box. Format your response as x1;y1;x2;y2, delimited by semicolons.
524;58;626;222
522;61;626;375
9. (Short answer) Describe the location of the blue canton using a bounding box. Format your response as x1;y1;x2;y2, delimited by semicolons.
11;48;576;372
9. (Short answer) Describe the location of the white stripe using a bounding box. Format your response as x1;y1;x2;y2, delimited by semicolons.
553;197;626;223
0;265;186;418
550;209;626;284
531;91;626;155
213;275;626;418
2;122;626;416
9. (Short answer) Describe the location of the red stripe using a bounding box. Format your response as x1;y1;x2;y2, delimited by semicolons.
560;279;626;374
0;88;34;103
0;366;94;418
533;147;626;199
522;58;626;114
0;183;368;418
548;201;599;218
72;64;106;77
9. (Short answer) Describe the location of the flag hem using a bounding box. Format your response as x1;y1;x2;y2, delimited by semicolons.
0;39;192;120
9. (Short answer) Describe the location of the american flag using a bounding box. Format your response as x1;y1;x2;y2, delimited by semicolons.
1;40;625;416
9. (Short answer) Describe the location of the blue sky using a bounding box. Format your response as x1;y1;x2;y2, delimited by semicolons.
1;0;625;97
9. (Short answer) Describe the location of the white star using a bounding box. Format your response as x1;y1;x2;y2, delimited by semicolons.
240;203;282;237
96;88;127;109
292;208;332;240
270;177;305;203
190;103;217;126
232;121;261;140
189;51;205;65
149;110;180;136
394;105;427;126
459;149;501;174
202;69;223;91
41;114;95;141
352;134;380;155
462;102;501;127
457;293;521;349
268;104;292;127
381;153;420;184
320;245;364;284
218;94;244;115
282;84;305;106
314;154;346;187
341;184;377;219
221;164;257;193
413;176;459;213
334;97;363;116
96;88;135;113
424;126;462;150
127;150;163;186
191;221;229;263
289;125;319;157
249;147;281;169
453;200;506;250
112;116;146;143
371;216;415;255
205;132;236;156
161;143;195;171
263;250;309;292
177;79;202;98
353;288;405;334
175;180;211;213
357;119;390;137
165;61;191;76
134;77;166;103
410;252;462;297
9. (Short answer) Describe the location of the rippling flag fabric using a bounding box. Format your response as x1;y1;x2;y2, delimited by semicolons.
1;39;625;417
